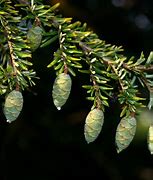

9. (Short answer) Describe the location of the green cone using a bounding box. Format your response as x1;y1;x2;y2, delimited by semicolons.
27;26;43;52
52;73;72;110
84;108;104;143
4;90;23;123
115;115;136;153
148;125;153;154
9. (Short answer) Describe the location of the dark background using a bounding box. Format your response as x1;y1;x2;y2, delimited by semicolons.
1;0;153;179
